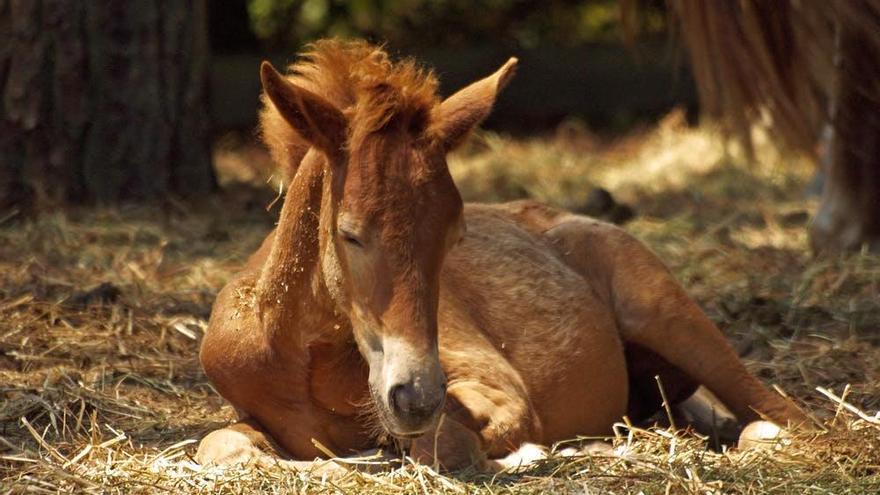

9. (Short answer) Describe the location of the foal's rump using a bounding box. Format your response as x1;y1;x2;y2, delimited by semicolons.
440;204;630;441
447;202;806;440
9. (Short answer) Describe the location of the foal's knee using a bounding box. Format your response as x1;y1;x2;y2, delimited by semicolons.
409;418;489;471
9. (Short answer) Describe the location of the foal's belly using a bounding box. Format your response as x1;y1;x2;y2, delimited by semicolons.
441;208;629;442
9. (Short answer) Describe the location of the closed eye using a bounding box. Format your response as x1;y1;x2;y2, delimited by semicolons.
339;229;364;248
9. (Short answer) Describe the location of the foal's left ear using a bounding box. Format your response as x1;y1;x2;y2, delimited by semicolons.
260;61;347;156
431;57;518;151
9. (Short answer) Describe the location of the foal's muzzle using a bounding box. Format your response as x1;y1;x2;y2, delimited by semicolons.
377;348;447;437
387;378;447;435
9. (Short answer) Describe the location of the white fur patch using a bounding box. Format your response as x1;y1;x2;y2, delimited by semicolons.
494;442;548;470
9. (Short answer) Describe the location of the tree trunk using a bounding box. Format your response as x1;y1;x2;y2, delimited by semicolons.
0;0;214;211
810;26;880;252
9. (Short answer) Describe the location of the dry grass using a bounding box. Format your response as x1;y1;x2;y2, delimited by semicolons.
2;114;879;493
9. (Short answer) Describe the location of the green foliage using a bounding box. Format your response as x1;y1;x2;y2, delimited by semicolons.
246;0;667;49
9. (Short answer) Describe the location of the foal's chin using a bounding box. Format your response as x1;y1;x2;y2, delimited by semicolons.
384;419;436;440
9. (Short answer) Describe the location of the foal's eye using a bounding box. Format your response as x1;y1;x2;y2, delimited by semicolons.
339;230;364;248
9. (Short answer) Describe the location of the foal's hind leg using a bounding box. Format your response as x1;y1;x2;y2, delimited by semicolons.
625;342;699;422
626;344;740;442
545;218;808;427
625;343;740;446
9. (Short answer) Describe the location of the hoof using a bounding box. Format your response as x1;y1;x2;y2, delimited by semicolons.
579;441;615;456
557;446;580;457
195;428;348;477
737;420;788;451
195;428;265;466
493;442;548;470
556;441;614;458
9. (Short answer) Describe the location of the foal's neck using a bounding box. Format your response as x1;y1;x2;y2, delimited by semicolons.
255;152;342;354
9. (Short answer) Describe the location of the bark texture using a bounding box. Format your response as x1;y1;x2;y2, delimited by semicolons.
0;0;214;210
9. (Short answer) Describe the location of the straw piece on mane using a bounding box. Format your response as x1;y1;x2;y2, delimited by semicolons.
260;39;440;183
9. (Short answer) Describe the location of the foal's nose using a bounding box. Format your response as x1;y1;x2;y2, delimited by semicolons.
388;380;446;423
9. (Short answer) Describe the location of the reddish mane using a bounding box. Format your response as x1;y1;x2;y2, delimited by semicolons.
260;39;440;182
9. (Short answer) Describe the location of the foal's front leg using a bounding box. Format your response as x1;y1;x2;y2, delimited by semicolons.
196;416;405;476
408;413;552;473
196;418;278;465
407;414;490;470
407;342;543;471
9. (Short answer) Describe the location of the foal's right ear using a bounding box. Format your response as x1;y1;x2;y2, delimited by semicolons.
260;61;347;156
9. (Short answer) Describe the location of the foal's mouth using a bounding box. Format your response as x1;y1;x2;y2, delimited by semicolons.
367;387;441;440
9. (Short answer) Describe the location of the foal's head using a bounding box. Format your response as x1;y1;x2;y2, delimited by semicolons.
260;42;516;438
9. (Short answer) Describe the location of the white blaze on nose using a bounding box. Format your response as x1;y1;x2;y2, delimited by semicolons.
382;337;432;394
381;336;445;418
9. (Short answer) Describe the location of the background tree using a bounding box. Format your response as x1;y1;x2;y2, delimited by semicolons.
0;0;214;211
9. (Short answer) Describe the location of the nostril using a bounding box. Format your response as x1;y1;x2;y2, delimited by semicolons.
388;382;446;422
388;383;412;415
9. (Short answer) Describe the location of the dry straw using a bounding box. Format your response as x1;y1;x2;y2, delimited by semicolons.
2;121;879;493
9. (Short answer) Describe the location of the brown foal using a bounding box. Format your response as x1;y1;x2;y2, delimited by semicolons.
196;39;808;472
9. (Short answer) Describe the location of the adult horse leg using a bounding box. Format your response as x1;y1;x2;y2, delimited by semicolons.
544;218;809;431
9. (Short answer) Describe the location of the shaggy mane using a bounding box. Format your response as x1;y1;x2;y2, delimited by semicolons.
260;39;440;182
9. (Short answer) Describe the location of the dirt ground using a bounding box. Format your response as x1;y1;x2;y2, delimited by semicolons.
2;115;879;493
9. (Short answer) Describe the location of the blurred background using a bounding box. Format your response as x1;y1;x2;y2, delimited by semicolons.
0;0;699;211
209;0;692;133
2;0;878;252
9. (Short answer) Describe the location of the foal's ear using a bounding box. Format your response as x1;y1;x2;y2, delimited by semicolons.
432;57;518;151
260;61;347;156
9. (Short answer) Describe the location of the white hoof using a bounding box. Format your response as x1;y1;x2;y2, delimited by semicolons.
579;441;615;456
738;420;788;451
195;429;264;466
556;441;614;458
495;442;548;470
557;447;580;457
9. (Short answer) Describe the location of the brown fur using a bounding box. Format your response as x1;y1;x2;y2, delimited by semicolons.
197;40;808;472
